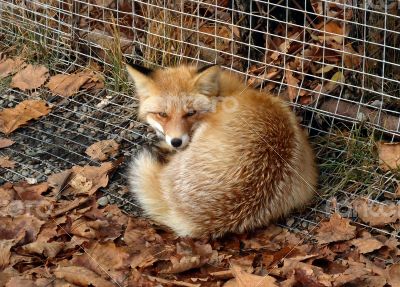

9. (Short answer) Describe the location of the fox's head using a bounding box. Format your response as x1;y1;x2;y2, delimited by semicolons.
126;64;220;149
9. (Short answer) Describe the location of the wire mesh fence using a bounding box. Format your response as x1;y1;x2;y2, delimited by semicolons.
0;0;399;238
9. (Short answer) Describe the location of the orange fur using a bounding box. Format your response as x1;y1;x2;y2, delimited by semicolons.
127;64;318;238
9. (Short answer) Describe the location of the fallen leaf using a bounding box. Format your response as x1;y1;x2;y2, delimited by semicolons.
315;22;346;43
46;71;104;97
54;266;115;287
0;267;19;287
48;162;114;196
332;264;372;286
128;269;159;287
161;240;214;274
0;238;21;269
351;238;383;254
294;268;328;287
71;241;130;284
0;214;44;245
315;213;356;244
387;264;400;286
353;198;400;226
147;275;201;287
0;138;14;149
285;64;300;101
85;139;119;161
0;58;26;79
0;156;16;168
315;65;336;74
226;265;278;287
21;241;64;258
0;100;51;134
124;217;163;250
377;142;400;171
5;277;37;287
343;44;362;69
69;214;123;240
50;197;89;218
11;64;49;90
12;181;49;200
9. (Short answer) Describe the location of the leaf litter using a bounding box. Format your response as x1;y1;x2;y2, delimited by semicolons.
46;70;105;97
377;142;400;171
85;139;120;161
10;64;49;91
2;168;399;287
0;57;26;79
0;100;51;135
0;138;14;149
0;156;16;169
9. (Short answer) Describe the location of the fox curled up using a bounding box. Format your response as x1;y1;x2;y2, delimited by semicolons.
127;64;318;238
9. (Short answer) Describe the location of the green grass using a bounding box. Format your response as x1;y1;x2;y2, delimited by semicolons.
314;125;399;201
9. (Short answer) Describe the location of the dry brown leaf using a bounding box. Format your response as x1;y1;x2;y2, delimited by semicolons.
387;264;400;286
351;238;383;254
315;22;346;43
162;254;204;274
85;139;119;161
343;44;362;69
0;238;21;269
21;241;64;258
0;214;44;247
0;138;14;149
71;241;130;284
331;265;372;286
161;241;214;274
0;100;51;135
46;71;104;97
315;213;356;244
285;64;300;101
0;156;16;169
12;181;49;200
226;265;278;287
54;266;115;287
11;64;49;91
0;58;26;79
124;217;163;250
0;267;19;287
51;197;89;217
377;142;400;171
271;258;333;286
5;277;37;287
147;275;200;287
294;268;328;287
353;198;400;226
48;162;114;196
69;213;123;241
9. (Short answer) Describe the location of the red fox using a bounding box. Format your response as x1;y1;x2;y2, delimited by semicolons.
127;64;317;238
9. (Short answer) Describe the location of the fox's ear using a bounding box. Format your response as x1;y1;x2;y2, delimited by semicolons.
193;65;220;97
126;64;157;99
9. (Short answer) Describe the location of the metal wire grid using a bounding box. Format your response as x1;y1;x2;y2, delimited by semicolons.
74;0;398;138
0;0;399;239
1;1;399;135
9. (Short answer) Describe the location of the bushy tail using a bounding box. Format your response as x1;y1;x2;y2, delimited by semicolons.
129;151;169;220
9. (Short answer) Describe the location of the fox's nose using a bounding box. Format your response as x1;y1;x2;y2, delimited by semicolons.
171;138;182;148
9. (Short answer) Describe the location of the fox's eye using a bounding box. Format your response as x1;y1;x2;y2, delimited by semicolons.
158;112;168;118
185;110;197;117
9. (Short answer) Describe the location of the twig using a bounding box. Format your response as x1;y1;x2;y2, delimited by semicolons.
319;98;400;136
